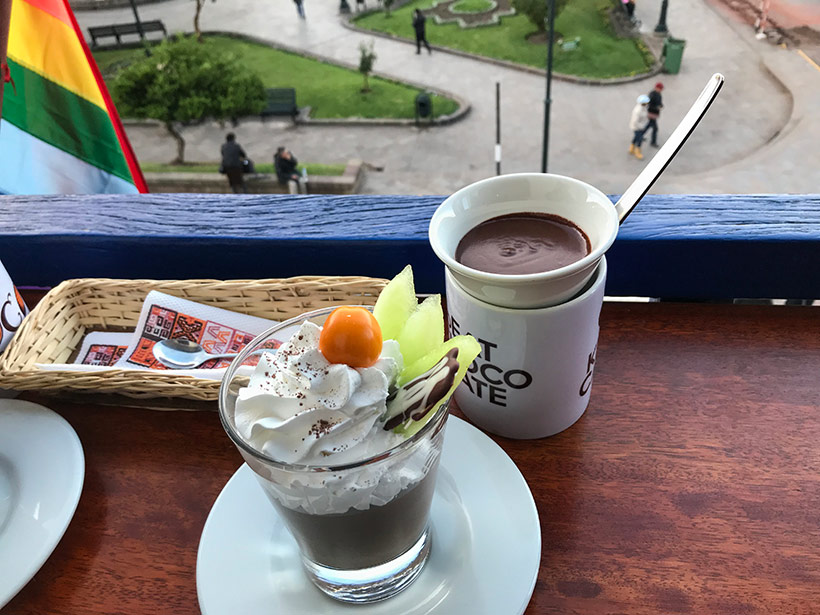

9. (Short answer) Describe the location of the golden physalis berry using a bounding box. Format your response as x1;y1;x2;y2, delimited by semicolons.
319;307;383;368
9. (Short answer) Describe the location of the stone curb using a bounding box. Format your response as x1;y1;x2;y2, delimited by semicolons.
649;57;795;183
206;30;472;127
340;13;665;85
756;57;796;140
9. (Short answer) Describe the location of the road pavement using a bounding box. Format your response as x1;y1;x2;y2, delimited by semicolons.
76;0;820;195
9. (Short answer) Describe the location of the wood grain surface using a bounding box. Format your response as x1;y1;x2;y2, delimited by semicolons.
6;299;820;615
1;193;819;300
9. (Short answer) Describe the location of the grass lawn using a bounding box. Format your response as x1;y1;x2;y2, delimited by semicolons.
140;162;347;175
355;0;652;78
94;36;459;120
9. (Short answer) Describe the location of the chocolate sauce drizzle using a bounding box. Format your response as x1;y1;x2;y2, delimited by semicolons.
383;348;460;431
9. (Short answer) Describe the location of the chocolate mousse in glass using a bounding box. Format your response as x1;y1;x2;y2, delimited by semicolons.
218;306;455;603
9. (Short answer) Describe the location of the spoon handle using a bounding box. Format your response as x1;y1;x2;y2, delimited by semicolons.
206;352;239;360
614;73;725;224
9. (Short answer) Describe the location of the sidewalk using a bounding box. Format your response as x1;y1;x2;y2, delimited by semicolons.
75;0;817;195
664;0;820;193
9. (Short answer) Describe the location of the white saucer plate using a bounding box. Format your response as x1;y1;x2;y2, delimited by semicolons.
0;399;85;609
197;416;541;615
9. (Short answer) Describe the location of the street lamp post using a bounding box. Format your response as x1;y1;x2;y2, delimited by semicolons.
654;0;669;35
127;0;151;56
541;0;556;173
128;0;146;41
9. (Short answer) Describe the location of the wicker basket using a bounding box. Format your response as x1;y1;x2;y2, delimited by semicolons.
0;276;388;402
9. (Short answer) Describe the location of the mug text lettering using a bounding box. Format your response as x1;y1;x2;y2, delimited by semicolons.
451;315;532;408
579;345;597;396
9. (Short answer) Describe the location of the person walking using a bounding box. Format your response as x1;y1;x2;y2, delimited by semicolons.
755;0;771;38
646;82;664;147
293;0;306;19
629;95;650;160
274;146;306;194
220;133;248;193
412;9;431;55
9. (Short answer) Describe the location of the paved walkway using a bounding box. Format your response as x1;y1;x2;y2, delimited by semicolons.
76;0;819;195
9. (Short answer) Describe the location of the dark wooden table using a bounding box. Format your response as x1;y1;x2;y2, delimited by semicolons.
7;300;820;615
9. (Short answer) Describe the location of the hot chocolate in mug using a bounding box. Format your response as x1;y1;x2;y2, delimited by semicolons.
445;258;607;439
429;173;618;309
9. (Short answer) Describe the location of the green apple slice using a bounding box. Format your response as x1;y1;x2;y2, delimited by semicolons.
373;265;417;342
386;335;481;438
398;335;480;387
396;294;444;367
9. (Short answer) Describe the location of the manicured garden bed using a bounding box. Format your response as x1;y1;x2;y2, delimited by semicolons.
354;0;653;78
451;0;495;12
94;35;460;120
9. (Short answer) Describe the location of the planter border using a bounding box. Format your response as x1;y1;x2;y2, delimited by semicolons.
206;30;471;127
426;0;516;29
96;30;470;126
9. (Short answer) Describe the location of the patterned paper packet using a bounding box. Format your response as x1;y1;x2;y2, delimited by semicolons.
37;291;296;381
75;331;132;366
113;290;282;372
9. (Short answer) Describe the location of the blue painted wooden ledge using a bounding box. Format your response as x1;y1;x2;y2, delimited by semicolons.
1;193;819;300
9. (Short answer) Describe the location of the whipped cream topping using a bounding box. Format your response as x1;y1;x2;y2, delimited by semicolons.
235;321;404;466
233;318;451;515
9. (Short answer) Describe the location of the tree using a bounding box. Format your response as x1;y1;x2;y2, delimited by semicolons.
358;40;376;93
193;0;216;42
112;36;266;164
512;0;569;33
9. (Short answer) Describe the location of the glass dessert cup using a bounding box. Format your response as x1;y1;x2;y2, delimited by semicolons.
218;306;449;603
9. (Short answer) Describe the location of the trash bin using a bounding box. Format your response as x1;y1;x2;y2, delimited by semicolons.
663;37;686;74
415;92;432;123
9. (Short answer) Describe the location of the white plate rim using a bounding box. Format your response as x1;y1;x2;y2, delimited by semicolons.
197;415;541;615
0;399;85;609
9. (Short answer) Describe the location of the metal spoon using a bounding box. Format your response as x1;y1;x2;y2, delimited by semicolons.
152;338;239;369
614;73;725;224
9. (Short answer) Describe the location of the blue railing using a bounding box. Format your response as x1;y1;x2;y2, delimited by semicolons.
1;193;819;300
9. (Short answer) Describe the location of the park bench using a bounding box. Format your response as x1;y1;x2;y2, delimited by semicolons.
88;20;167;49
261;88;298;120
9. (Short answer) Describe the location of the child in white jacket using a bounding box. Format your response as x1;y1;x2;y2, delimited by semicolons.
629;94;650;160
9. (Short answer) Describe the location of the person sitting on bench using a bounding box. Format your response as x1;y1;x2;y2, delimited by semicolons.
274;146;306;194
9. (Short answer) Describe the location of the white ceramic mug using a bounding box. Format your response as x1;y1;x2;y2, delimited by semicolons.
429;173;618;309
0;260;27;354
445;258;607;439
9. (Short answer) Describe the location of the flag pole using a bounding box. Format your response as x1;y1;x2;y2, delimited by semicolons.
0;0;12;119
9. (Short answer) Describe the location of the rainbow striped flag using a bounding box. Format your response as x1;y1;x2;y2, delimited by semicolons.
0;0;147;194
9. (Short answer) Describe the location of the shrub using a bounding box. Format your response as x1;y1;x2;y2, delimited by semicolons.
112;35;266;163
358;40;377;92
512;0;570;33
